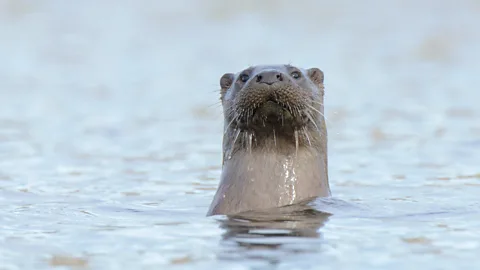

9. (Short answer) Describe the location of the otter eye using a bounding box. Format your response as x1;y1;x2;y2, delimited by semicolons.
291;71;301;79
240;74;250;83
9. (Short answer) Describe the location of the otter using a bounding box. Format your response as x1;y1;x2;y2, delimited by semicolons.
207;64;330;216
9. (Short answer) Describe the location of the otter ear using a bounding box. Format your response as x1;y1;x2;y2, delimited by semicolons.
219;73;235;99
307;68;324;85
220;73;234;90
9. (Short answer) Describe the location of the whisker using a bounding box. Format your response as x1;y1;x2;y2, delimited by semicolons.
294;129;299;156
303;126;312;146
296;105;303;118
311;100;324;107
225;110;235;119
243;131;248;150
306;104;324;117
287;102;293;116
305;112;319;131
224;115;238;134
228;129;242;159
306;104;332;125
248;132;253;154
273;128;277;147
289;103;296;117
206;101;222;108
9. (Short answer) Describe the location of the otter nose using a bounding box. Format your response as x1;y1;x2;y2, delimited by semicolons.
255;71;284;85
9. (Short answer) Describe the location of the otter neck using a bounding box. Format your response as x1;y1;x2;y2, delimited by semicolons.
208;140;330;216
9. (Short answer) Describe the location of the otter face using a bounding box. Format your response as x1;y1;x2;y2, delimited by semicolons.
220;65;325;137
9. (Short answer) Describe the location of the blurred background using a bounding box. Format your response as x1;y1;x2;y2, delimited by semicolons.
0;0;479;269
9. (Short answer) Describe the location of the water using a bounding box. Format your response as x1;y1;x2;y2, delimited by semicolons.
1;0;479;269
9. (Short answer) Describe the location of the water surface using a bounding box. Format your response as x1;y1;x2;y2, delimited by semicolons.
1;1;479;269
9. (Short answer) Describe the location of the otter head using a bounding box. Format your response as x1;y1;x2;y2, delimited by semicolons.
219;65;326;154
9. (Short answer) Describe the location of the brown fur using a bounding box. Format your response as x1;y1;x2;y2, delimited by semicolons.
208;64;330;216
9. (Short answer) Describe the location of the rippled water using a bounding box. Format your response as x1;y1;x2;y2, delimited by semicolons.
1;0;479;269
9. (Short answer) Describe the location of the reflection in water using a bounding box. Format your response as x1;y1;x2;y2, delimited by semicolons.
216;202;331;266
